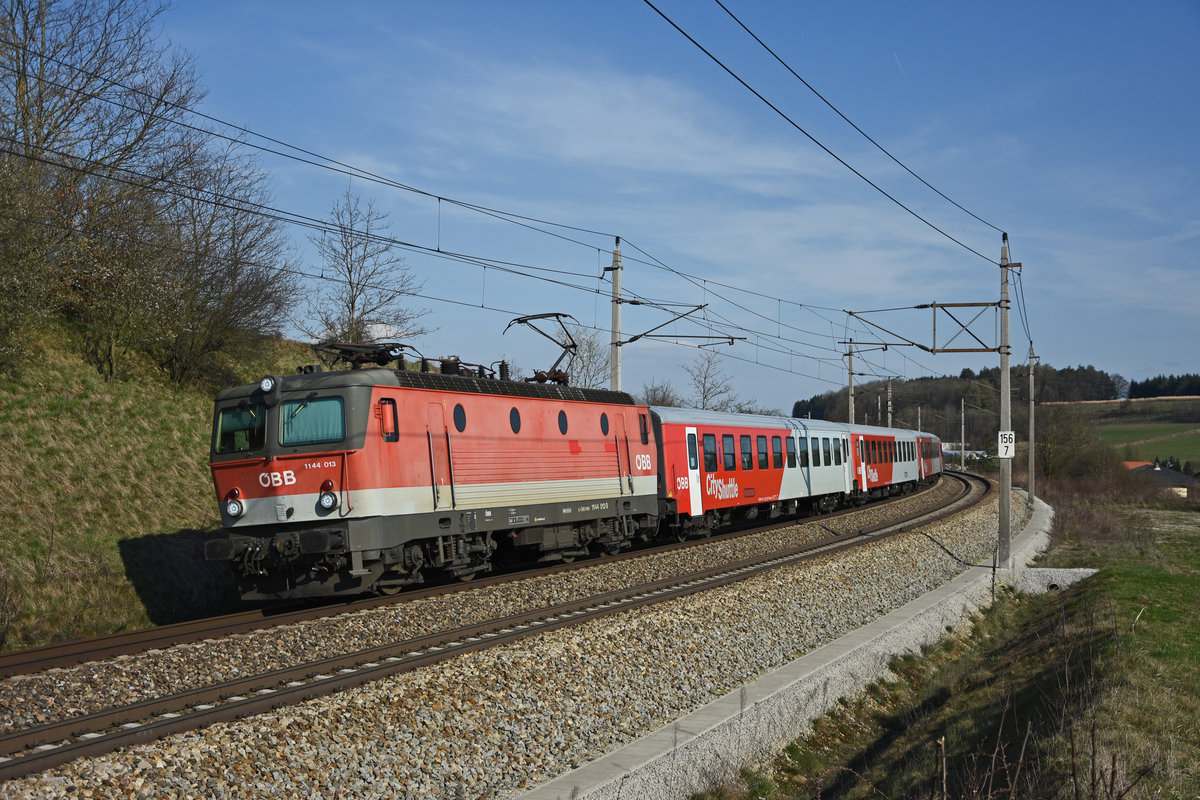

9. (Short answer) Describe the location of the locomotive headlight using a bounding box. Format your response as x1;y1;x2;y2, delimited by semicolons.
319;479;338;510
259;376;276;393
225;498;245;518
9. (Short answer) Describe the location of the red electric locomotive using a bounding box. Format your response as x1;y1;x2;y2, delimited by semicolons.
205;343;660;599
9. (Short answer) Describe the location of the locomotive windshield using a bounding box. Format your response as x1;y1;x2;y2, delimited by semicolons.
281;395;345;446
215;402;267;453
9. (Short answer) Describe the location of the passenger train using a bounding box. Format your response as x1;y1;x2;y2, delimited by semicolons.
204;343;942;600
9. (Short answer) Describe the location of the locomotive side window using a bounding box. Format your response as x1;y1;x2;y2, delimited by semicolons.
703;433;717;471
786;436;797;468
510;407;521;434
822;437;832;466
687;433;699;470
772;436;783;469
722;434;736;470
740;435;753;470
558;410;568;435
639;414;650;445
600;413;609;435
833;438;842;466
380;398;399;442
215;402;266;453
453;403;466;432
281;396;344;446
757;436;768;469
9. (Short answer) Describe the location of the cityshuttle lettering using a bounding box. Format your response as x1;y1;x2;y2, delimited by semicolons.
706;474;739;500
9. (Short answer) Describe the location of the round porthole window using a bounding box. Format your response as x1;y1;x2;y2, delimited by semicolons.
510;407;521;434
453;403;466;432
600;413;609;435
558;410;568;435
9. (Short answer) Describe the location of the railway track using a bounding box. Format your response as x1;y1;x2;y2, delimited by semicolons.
0;474;954;680
0;471;988;782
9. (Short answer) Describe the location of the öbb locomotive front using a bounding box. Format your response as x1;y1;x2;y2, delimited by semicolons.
204;344;942;600
204;346;661;599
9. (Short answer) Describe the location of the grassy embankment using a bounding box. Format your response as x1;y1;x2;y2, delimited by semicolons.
0;332;311;651
697;471;1200;797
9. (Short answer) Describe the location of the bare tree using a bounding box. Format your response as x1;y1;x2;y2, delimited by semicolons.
68;185;171;380
152;140;300;385
560;324;609;389
684;349;739;411
302;189;428;344
640;378;683;407
0;0;204;368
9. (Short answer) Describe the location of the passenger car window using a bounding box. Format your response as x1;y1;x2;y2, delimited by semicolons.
798;438;809;468
786;437;797;468
703;433;717;471
772;436;783;469
757;436;768;469
740;435;753;470
723;434;736;470
833;438;842;466
811;438;820;466
687;433;699;470
822;437;832;467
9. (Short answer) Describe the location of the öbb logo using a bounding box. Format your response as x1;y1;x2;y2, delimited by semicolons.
259;470;297;488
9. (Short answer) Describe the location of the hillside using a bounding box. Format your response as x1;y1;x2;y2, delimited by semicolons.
0;332;312;651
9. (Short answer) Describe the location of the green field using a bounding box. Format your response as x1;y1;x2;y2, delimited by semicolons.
1098;423;1200;467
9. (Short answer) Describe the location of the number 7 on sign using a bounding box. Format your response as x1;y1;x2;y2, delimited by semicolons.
998;430;1016;459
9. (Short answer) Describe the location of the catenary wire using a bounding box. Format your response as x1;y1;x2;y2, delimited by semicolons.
641;0;998;266
712;0;1004;235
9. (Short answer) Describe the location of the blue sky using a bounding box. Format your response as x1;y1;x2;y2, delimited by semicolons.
162;1;1199;414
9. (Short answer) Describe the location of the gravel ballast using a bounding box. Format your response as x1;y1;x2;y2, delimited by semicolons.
6;480;1016;799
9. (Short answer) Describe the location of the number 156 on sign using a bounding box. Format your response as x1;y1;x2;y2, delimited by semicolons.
998;431;1015;459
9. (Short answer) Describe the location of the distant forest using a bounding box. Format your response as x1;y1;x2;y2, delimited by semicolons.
1128;374;1200;398
790;365;1200;450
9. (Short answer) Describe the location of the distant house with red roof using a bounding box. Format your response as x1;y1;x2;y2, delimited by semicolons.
1125;461;1198;499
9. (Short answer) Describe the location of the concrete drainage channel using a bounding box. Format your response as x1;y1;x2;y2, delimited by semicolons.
523;495;1093;800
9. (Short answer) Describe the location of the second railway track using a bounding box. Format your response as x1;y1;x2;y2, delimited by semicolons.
2;472;993;786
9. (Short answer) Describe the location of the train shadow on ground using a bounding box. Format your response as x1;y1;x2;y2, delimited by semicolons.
118;528;244;625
